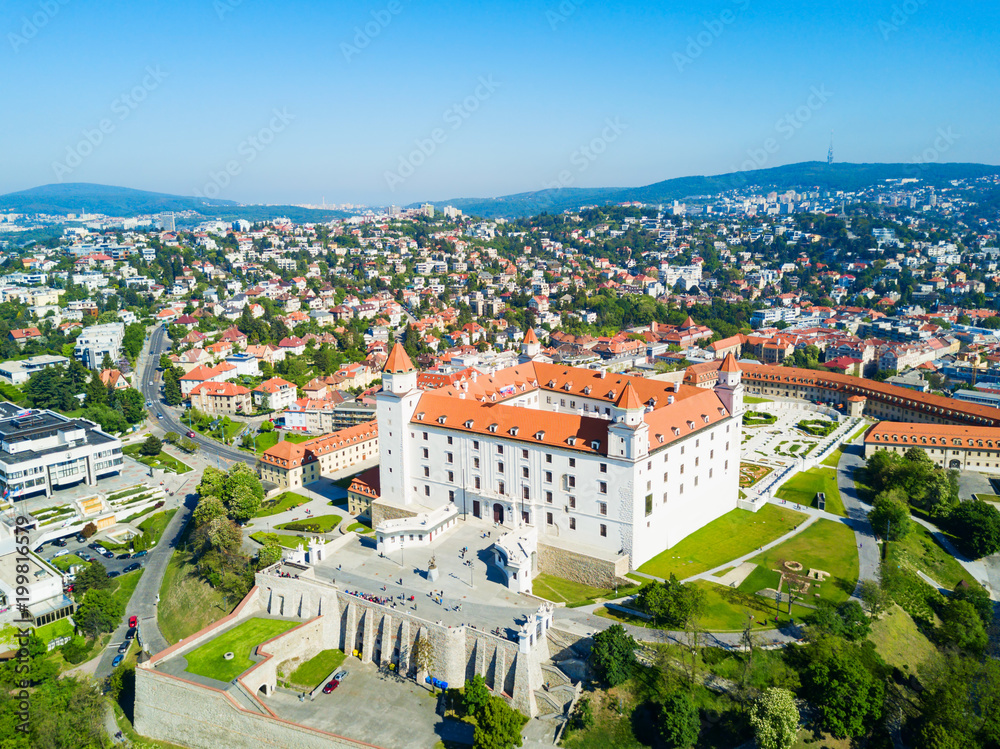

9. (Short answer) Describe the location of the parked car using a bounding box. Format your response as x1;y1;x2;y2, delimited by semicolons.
123;562;141;573
126;627;136;640
79;552;93;562
333;670;348;682
101;550;114;559
112;654;124;668
117;642;129;654
322;680;339;694
75;534;86;544
117;553;131;560
87;542;101;550
129;615;138;628
33;545;44;553
107;571;120;578
132;550;148;558
51;550;69;559
52;538;67;547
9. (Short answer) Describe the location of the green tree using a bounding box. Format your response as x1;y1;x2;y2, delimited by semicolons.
101;352;114;370
163;367;183;405
473;696;527;749
658;691;700;749
222;463;264;522
84;373;107;407
159;353;173;370
749;688;799;749
256;542;282;570
803;640;884;739
464;673;491;718
938;599;987;656
949;499;1000;558
197;466;227;499
73;560;111;596
868;488;911;541
75;588;124;637
140;434;162;456
590;624;636;687
637;575;705;628
858;579;890;620
114;387;146;423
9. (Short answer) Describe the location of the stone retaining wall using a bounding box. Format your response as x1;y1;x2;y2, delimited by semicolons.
369;500;418;528
536;542;631;589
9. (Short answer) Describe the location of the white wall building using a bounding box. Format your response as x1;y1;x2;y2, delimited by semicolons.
374;342;743;574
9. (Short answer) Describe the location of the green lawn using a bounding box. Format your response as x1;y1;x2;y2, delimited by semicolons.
184;617;299;683
891;520;970;591
283;432;311;444
287;649;346;690
244;431;279;454
111;569;144;610
250;531;307;549
34;618;75;643
744;396;772;404
821;445;845;468
847;423;870;443
50;554;85;572
636;504;808;580
135;509;176;549
532;573;638;607
346;522;373;534
255;491;311;517
123;444;192;473
158;548;232;645
276;514;342;533
740;518;859;607
974;493;1000;504
775;466;845;516
693;580;815;631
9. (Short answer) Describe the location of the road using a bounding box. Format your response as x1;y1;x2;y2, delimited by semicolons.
834;440;880;594
141;324;255;468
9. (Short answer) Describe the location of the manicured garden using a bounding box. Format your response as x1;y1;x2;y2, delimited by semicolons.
742;411;777;426
184;617;299;683
276;514;342;533
739;462;773;489
635;504;807;580
774;466;845;516
250;531;308;549
796;418;837;437
254;491;311;517
287;648;346;690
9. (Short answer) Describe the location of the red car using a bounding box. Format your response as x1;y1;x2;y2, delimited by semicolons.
186;431;195;438
322;679;340;694
129;615;138;628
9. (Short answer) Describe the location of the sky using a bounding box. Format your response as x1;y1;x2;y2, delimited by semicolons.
3;0;999;207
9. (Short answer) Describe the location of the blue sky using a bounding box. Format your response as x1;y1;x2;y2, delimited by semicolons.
3;0;998;206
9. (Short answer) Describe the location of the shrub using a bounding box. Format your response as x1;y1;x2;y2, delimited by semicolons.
81;522;97;539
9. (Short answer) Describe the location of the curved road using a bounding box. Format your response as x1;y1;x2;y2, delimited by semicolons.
141;324;255;468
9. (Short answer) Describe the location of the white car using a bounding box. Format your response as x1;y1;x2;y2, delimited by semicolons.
51;550;70;558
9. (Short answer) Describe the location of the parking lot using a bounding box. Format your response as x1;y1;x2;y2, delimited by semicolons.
39;534;148;578
263;657;474;748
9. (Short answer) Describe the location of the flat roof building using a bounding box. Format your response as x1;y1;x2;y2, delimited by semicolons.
0;354;70;386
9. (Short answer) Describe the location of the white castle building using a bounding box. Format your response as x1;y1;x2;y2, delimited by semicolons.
373;332;744;589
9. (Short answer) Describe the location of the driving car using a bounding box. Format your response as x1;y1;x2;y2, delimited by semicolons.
156;413;163;419
123;562;141;573
322;679;339;694
129;615;138;628
112;654;124;668
186;431;195;438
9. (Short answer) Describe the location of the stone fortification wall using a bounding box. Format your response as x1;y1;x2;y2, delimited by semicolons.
369;500;418;527
537;541;631;589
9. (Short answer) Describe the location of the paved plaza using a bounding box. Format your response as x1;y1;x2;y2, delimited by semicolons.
741;407;837;467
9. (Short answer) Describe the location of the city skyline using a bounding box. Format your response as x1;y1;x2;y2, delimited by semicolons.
4;0;999;206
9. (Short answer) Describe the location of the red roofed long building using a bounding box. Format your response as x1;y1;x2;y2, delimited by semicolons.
257;420;379;489
372;342;744;584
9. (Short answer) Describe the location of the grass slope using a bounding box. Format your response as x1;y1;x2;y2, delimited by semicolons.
287;649;346;690
775;467;845;516
157;549;231;645
255;491;311;518
532;573;638;607
637;504;807;580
